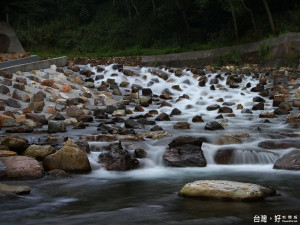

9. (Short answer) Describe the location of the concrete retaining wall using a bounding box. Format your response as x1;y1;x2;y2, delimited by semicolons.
142;32;300;68
0;22;25;53
0;56;68;73
0;55;38;69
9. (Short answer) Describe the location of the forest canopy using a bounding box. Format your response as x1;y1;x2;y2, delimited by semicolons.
0;0;299;56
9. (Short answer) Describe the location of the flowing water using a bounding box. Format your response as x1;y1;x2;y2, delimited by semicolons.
1;65;300;225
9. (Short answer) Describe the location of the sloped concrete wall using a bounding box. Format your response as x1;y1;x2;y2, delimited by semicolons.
0;22;25;53
142;32;300;67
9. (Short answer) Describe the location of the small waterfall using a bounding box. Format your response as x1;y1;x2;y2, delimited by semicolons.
231;150;278;164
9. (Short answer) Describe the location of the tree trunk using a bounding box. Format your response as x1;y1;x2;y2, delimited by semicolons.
175;0;190;30
130;0;140;16
228;0;239;40
126;0;131;21
241;0;257;34
262;0;275;34
152;0;156;16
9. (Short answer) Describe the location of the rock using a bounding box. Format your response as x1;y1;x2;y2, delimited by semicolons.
75;140;91;153
258;141;299;149
48;120;66;133
178;180;276;201
1;137;29;154
252;102;264;110
134;148;147;158
53;113;65;120
124;119;143;129
174;69;182;77
217;107;233;114
205;121;224;130
47;169;71;178
155;112;170;121
192;115;204;122
253;96;265;102
241;109;252;114
273;150;300;170
6;98;21;108
278;102;292;111
28;101;45;113
259;112;275;118
137;131;171;139
77;114;93;122
0;114;15;127
0;150;17;157
123;69;137;76
173;122;190;129
0;156;44;179
0;85;10;95
25;113;48;125
22;145;55;160
60;84;72;93
206;104;220;111
6;125;33;133
170;108;181;116
66;106;84;117
112;110;126;117
0;183;30;195
214;136;242;145
142;88;152;96
43;139;91;173
150;125;163;131
163;136;206;167
98;143;138;171
41;79;54;87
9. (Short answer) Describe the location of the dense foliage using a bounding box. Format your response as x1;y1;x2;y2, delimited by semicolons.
0;0;299;56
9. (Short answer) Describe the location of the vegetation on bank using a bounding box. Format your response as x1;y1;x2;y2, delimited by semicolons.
1;0;300;57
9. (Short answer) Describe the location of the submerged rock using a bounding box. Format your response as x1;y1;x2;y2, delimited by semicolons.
163;136;206;167
1;136;29;154
178;180;276;201
0;183;30;195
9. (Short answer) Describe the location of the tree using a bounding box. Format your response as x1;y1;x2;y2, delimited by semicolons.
262;0;275;34
241;0;257;34
228;0;239;40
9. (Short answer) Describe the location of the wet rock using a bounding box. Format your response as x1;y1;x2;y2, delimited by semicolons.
123;69;137;76
6;98;21;108
6;125;33;133
205;121;224;130
74;121;86;129
25;113;48;125
192;115;204;122
53;113;65;121
41;79;54;87
206;104;220;111
0;150;16;157
137;131;171;139
241;109;252;114
273;150;300;170
13;83;25;91
258;141;299;149
47;169;71;178
217;107;233;114
75;140;91;153
259;112;275;118
124;119;143;129
43;139;91;173
170;108;181;116
252;102;264;110
174;69;182;77
251;84;264;92
134;148;147;158
155;112;170;121
160;101;172;108
253;96;265;102
47;120;66;133
163;136;206;167
60;84;72;93
66;106;84;117
1;137;29;154
150;125;163;131
28;101;45;113
0;114;15;127
77;114;93;123
137;118;155;125
278;102;292;111
0;85;10;95
112;64;123;70
0;183;30;195
99;142;138;171
142;88;152;96
274;108;289;115
173;122;190;129
178;180;276;201
0;156;44;179
22;145;55;160
112;110;126;117
214;136;242;145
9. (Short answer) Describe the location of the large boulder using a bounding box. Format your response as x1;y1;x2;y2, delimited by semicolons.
43;139;91;173
178;180;276;201
0;156;44;179
163;136;207;167
273;150;300;170
22;145;55;160
1;137;29;154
